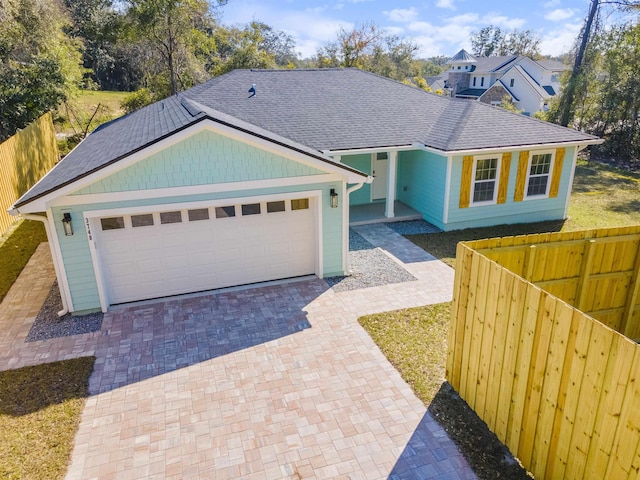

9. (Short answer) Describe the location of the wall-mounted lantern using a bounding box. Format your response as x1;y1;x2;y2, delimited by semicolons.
62;212;73;236
330;188;338;208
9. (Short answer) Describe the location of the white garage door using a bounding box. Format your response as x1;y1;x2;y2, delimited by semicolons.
94;196;317;304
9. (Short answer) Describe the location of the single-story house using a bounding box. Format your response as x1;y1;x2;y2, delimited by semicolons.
10;68;600;314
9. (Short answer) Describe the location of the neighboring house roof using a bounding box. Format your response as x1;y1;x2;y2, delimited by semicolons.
14;68;599;208
456;88;485;98
511;65;553;99
543;85;556;95
535;58;570;71
473;55;519;73
448;49;477;64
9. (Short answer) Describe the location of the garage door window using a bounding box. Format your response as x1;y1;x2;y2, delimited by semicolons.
188;208;209;221
242;203;261;216
131;214;154;227
291;198;309;210
215;206;235;218
160;211;182;224
267;201;286;213
100;217;125;230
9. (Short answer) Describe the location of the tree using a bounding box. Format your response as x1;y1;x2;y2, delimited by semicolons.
315;23;421;82
0;0;84;140
470;25;541;57
125;0;223;96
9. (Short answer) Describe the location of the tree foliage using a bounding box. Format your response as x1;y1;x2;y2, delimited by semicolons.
315;23;423;81
470;25;541;58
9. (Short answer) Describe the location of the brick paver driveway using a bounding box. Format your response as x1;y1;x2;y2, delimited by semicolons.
0;224;476;479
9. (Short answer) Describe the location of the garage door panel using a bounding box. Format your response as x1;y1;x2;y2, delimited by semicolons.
95;196;317;304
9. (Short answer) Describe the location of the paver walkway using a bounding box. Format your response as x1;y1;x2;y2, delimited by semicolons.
0;225;475;479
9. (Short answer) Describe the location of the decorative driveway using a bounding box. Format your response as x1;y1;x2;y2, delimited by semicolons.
0;224;476;479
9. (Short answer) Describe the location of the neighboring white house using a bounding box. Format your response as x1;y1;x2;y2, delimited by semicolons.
428;49;569;115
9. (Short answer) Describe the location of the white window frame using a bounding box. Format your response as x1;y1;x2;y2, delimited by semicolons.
470;154;501;206
524;150;555;200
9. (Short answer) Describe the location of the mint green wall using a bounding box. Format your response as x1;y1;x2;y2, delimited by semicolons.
55;182;344;313
445;146;576;231
72;130;324;195
396;150;448;227
342;154;371;205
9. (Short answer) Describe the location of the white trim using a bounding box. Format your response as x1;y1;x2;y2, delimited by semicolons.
327;140;603;160
386;151;397;218
45;209;75;314
523;150;555;200
16;120;367;213
564;147;579;218
342;182;348;274
470;153;502;207
412;140;602;157
49;174;343;208
84;190;324;312
443;155;453;224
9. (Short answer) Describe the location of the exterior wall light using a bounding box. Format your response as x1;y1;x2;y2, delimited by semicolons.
330;188;338;208
62;212;73;236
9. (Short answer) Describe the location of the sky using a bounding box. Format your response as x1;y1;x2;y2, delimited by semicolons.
219;0;599;59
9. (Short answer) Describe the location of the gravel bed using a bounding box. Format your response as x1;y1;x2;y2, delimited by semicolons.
386;220;442;235
325;230;416;292
26;281;103;342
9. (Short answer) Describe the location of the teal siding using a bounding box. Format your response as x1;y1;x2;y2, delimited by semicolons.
396;150;448;228
55;182;345;312
342;154;371;205
445;147;576;231
72;130;324;195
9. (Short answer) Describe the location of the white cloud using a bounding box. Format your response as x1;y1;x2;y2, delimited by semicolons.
481;14;526;30
545;8;577;21
539;22;581;56
384;8;418;23
436;0;456;10
543;0;561;7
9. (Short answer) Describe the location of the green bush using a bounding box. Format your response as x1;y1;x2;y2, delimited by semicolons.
120;88;154;114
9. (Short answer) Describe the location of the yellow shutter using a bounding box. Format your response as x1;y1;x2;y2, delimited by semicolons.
549;148;565;198
459;155;474;208
514;150;529;202
497;152;512;204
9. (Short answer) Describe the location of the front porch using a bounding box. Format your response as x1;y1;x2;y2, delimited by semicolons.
349;201;422;226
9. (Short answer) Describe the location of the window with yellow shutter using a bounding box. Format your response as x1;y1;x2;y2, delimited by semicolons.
471;155;501;205
525;151;555;199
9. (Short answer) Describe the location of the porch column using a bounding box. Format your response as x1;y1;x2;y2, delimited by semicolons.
385;151;397;218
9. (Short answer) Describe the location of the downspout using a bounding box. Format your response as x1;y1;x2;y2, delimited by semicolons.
342;182;366;274
20;213;69;317
347;182;365;195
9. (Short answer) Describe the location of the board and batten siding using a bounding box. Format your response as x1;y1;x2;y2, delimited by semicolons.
72;130;325;195
446;146;575;231
396;150;448;229
55;183;343;312
341;154;371;206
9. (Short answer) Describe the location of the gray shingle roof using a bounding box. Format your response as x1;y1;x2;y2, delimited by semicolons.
14;68;599;208
448;49;477;64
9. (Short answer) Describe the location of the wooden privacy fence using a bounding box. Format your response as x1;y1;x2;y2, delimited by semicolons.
447;225;640;480
0;113;59;234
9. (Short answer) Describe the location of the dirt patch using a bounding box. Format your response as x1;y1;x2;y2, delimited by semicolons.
429;383;532;480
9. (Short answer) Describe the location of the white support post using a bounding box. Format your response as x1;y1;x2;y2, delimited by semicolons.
385;151;397;218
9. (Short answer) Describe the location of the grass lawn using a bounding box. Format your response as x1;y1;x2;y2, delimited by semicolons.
0;357;95;480
0;220;47;303
408;158;640;267
56;90;128;138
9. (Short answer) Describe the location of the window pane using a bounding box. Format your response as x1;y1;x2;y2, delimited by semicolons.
376;152;388;160
473;182;495;203
188;208;209;221
527;176;548;196
241;203;261;216
160;211;182;224
267;201;286;213
475;158;497;181
530;154;551;175
215;206;235;218
291;198;309;210
131;214;154;227
100;217;125;230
